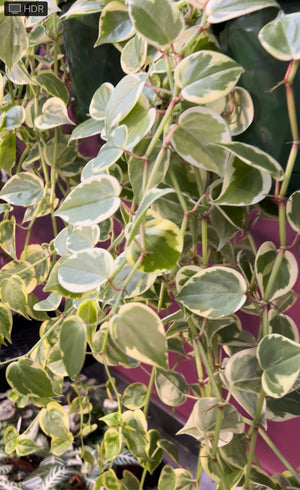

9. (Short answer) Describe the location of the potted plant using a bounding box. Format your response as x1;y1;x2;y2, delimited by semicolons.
0;0;300;488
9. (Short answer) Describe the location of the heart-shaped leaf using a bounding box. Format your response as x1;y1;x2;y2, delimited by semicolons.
171;107;231;176
109;302;168;369
257;334;300;398
155;369;188;406
57;248;114;293
128;0;184;49
223;87;254;136
0;172;44;207
259;11;300;61
6;358;56;398
255;241;298;301
0;16;28;69
174;50;243;104
95;1;135;46
89;82;114;121
69;118;104;141
55;175;121;226
121;33;148;74
35;97;74;130
177;266;247;318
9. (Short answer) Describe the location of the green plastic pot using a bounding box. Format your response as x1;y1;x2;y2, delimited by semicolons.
59;1;124;122
221;2;300;195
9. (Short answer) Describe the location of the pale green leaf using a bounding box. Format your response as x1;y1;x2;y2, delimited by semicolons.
170;107;231;176
155;369;188;406
92;125;127;172
0;217;16;258
34;97;74;130
58;248;114;293
33;292;62;312
39;401;70;438
0;15;28;70
0;106;25;130
255;241;298;301
60;315;87;377
0;275;28;318
126;215;183;273
109;302;168;369
95;1;135;46
128;0;184;49
105;74;145;132
214;141;284;180
61;0;103;19
259;11;300;61
0;302;12;342
6;358;56;398
0;172;44;206
206;0;279;23
122;383;148;409
223;86;254;136
175;50;243;104
55;175;121;226
121;33;148;74
0;132;16;174
257;334;300;398
269;309;299;342
211;157;272;206
177;397;244;441
177;266;247;318
89;82;114;120
287;191;300;233
126;187;174;244
69;118;104;141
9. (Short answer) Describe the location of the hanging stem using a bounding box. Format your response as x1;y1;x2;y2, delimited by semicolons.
201;216;208;266
143;367;156;417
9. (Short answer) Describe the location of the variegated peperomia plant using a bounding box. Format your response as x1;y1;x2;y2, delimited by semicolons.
0;0;300;488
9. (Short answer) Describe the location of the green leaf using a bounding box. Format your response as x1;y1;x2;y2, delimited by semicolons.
0;172;44;206
104;428;122;461
127;187;174;244
224;348;262;394
126;215;183;273
34;292;62;312
4;426;18;454
175;50;243;104
20;243;50;283
157;440;179;465
0;15;28;69
0;217;16;258
122;409;148;460
155;369;188;406
95;1;135;46
269;309;299;342
121;470;140;490
50;432;73;456
171;107;231;176
257;334;300;398
105;74;145;132
287;191;300;233
255;241;298;301
121;33;148;74
0;302;12;342
57;248;114;293
39;401;70;438
0;132;16;174
121;95;156;150
212;157;272;206
16;435;40;456
35;71;69;104
206;0;279;23
158;465;177;490
92;125;127;172
0;275;28;317
128;0;184;49
122;382;148;409
259;11;300;61
89;82;114;120
95;469;121;490
54;224;100;254
61;0;103;19
267;387;300;422
6;358;56;398
0;106;25;130
177;397;244;442
214;142;284;180
223;86;254;136
34;97;74;130
55;175;121;226
60;315;87;377
109;302;168;369
177;266;247;319
69;118;104;141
